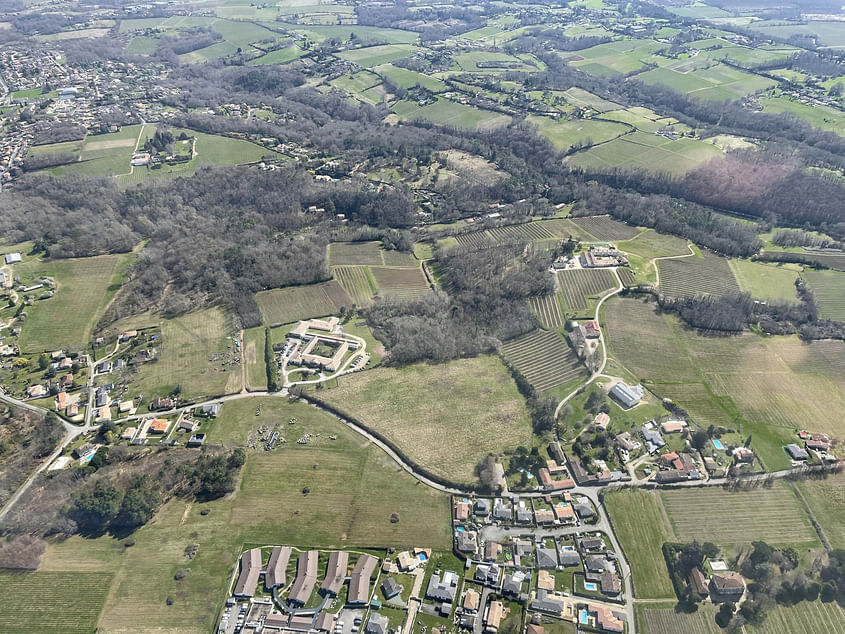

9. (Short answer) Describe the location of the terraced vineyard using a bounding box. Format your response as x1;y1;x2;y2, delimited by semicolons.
660;483;817;545
572;215;640;241
804;269;845;322
455;222;555;248
528;294;564;328
371;266;431;300
556;268;617;309
501;329;586;392
658;252;740;297
334;266;375;306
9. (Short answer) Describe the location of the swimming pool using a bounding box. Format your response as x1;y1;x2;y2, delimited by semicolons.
418;553;427;561
712;438;725;450
584;582;598;591
456;526;465;532
579;609;589;625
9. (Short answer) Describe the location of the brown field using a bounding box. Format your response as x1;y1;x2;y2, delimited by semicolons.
371;266;431;300
84;138;135;151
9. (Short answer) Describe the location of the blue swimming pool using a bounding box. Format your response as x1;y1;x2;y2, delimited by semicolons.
418;553;427;561
712;438;725;450
456;526;465;532
579;609;589;625
584;582;598;591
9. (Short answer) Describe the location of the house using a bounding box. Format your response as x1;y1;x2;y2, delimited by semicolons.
381;577;401;600
314;613;336;633
559;551;581;567
66;402;80;418
515;507;532;523
365;613;389;634
600;572;621;596
265;546;292;589
474;498;491;517
575;503;595;519
484;600;504;634
525;625;545;634
320;550;349;597
806;435;830;451
348;554;378;605
148;418;169;434
493;500;512;521
26;384;46;398
501;574;521;597
553;503;575;522
594;412;610;430
73;444;97;461
589;604;624;632
55;391;68;410
583;320;600;339
529;589;564;615
709;572;745;599
427;571;459;603
537;570;555;591
534;509;555;524
513;539;533;558
455;500;470;521
548;441;565;465
610;382;644;409
4;252;21;264
536;548;558;569
120;427;137;441
463;588;480;613
733;447;754;463
703;457;718;473
474;564;500;586
200;402;222;418
457;531;478;553
234;548;262;598
641;423;665;454
150;395;174;410
95;406;111;422
58;357;73;369
59;373;73;389
289;550;319;606
689;567;708;596
118;400;135;414
661;420;687;434
96;360;112;374
397;550;419;572
579;537;604;552
585;556;608;573
187;434;205;447
655;469;687;484
179;419;199;433
785;443;809;461
615;432;640;452
484;541;502;561
95;388;110;408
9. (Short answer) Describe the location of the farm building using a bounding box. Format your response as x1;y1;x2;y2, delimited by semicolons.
594;412;610;429
4;252;21;264
709;571;745;599
785;444;809;461
610;382;644;408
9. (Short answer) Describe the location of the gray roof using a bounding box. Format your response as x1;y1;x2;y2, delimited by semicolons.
457;532;478;553
785;443;809;460
536;548;558;569
559;551;581;566
381;577;401;599
366;613;389;634
580;537;604;550
474;499;491;515
575;503;595;518
515;508;532;522
426;571;458;603
585;555;607;573
502;575;521;596
530;589;564;614
493;502;512;520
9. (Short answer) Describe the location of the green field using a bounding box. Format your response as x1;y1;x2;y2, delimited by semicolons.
394;98;511;130
795;474;845;549
501;329;586;393
256;281;351;326
36;396;450;633
759;96;845;135
604;488;675;599
247;45;307;65
660;482;818;546
562;87;623;112
637;62;776;101
617;230;690;260
729;260;799;301
17;254;129;352
803;269;845;322
375;64;447;92
126;307;241;401
243;327;267;391
319;355;533;484
527;115;629;151
0;570;112;633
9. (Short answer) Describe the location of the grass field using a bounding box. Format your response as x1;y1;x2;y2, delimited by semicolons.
375;63;447;92
243;327;267;391
527;115;628;151
796;474;845;549
658;251;739;297
562;87;623;112
637;62;776;101
660;482;817;546
370;267;430;300
36;396;450;633
256;281;351;326
729;260;799;301
337;44;419;68
17;253;129;352
528;294;564;328
501;330;586;393
566;131;724;175
604;489;675;599
333;266;376;306
0;570;112;633
617;230;690;260
127;307;241;401
556;268;617;310
749;600;845;634
395;98;510;130
759;96;845;136
319;355;533;483
640;604;721;634
771;338;845;393
572;216;640;241
803;269;845;322
329;242;384;266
